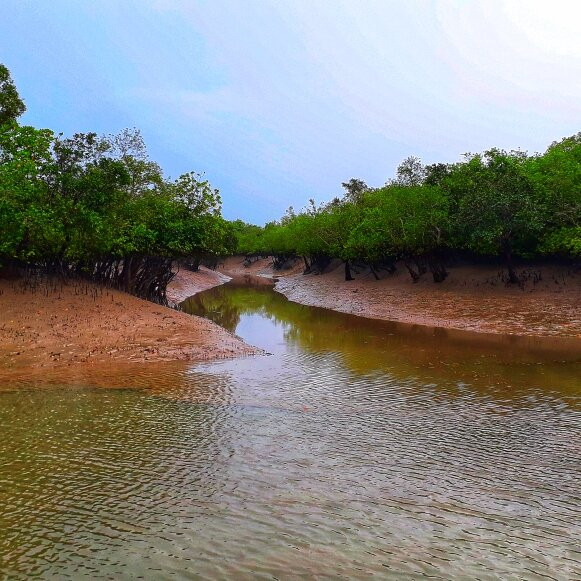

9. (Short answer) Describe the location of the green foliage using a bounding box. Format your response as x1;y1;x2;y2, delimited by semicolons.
0;66;231;301
232;220;266;256
0;132;228;265
341;178;368;204
235;135;579;282
540;227;581;256
526;133;580;239
1;63;578;291
446;149;546;259
347;185;449;262
0;124;57;263
0;64;26;124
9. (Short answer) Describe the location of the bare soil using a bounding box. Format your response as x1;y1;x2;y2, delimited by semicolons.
2;256;578;386
167;265;232;305
0;271;257;384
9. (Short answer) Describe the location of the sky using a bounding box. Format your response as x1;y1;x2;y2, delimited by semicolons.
1;0;580;223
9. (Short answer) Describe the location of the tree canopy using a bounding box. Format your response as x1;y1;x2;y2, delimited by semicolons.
233;135;580;283
1;63;579;297
0;65;26;125
0;64;234;303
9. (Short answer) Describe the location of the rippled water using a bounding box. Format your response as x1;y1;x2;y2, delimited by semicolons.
1;283;580;579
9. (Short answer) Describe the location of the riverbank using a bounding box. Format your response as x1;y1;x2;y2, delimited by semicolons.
167;265;232;305
218;257;581;338
0;271;256;384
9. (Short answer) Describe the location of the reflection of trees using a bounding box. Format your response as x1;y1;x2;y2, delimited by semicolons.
284;306;581;400
181;288;242;331
183;283;581;400
181;284;287;333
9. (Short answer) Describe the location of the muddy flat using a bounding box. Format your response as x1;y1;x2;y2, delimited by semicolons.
0;271;256;383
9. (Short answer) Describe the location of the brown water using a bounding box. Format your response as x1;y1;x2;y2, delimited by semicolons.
1;283;580;579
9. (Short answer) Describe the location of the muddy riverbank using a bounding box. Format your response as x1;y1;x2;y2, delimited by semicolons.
218;257;581;338
2;255;578;386
166;266;232;305
0;271;257;384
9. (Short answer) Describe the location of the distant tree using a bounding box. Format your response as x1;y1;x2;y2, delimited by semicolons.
347;185;450;282
0;124;57;264
341;178;368;203
306;198;318;215
424;163;452;186
0;64;26;125
104;128;163;196
282;205;296;223
107;127;148;160
528;133;580;226
167;171;222;216
391;156;426;186
528;133;581;257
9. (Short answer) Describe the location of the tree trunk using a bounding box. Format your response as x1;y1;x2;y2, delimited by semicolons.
345;261;354;281
428;254;448;283
416;258;427;276
502;240;519;284
121;256;133;292
404;259;420;283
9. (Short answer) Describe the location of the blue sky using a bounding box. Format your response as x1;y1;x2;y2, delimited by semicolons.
1;0;580;223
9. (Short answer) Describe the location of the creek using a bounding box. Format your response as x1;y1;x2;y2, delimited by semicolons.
1;282;580;578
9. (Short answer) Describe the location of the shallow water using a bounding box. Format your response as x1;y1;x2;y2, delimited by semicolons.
1;283;580;579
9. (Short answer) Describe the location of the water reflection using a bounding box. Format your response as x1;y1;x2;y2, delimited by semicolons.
0;282;579;578
182;283;581;400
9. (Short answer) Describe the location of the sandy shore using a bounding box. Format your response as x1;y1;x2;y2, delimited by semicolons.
0;270;257;384
166;265;232;305
219;257;581;338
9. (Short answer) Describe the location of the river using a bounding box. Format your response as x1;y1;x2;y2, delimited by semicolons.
1;282;580;578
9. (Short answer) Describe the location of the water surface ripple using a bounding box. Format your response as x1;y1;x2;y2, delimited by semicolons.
1;283;580;579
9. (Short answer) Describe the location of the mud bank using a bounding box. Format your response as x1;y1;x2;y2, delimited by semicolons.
0;274;257;383
166;265;232;305
219;257;581;338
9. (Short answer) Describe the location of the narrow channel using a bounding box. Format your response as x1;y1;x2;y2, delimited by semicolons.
0;281;579;579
